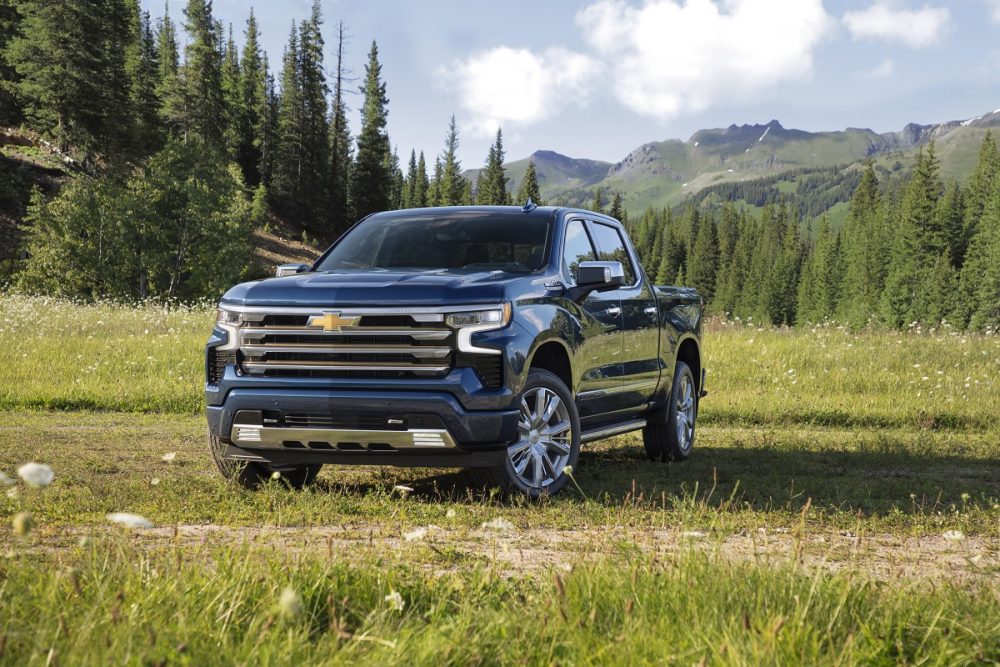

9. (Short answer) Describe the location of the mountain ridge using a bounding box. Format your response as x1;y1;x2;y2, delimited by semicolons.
488;108;1000;215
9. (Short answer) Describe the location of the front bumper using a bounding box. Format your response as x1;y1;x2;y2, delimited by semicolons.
207;387;520;468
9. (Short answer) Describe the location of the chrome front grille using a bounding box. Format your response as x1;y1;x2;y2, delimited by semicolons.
236;310;455;379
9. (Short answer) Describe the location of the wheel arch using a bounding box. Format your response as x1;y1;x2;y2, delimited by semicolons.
675;335;702;393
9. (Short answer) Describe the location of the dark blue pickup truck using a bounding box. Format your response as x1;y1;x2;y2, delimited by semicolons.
206;205;705;497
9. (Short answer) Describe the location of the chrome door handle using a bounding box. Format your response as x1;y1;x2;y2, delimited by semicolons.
603;306;622;317
643;306;657;315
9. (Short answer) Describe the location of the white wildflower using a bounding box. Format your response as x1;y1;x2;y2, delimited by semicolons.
681;530;707;538
404;527;428;542
961;493;971;502
942;530;965;541
393;485;414;498
384;590;405;612
150;477;161;486
106;513;154;529
160;452;177;463
278;587;303;621
481;517;514;531
17;463;54;488
562;465;574;475
445;508;457;519
270;471;281;481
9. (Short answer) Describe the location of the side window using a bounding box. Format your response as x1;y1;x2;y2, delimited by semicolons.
588;223;637;285
561;219;596;284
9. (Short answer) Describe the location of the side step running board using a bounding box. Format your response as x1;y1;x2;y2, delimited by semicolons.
581;418;647;444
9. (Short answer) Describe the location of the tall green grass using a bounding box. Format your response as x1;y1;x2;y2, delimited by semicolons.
1;538;997;665
2;296;998;430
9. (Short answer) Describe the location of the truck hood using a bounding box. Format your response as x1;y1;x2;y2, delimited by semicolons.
220;269;522;308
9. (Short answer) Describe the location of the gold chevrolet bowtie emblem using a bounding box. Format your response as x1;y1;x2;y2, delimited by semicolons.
308;312;360;332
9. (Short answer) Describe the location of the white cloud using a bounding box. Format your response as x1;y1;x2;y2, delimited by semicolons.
843;2;950;48
575;0;833;122
861;57;895;79
985;0;1000;23
446;47;599;135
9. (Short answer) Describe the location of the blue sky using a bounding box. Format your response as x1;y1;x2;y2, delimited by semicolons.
144;0;1000;167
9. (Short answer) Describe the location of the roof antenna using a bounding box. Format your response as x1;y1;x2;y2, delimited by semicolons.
522;198;537;213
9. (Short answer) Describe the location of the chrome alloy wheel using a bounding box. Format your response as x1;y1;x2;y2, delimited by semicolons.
675;372;695;452
508;387;573;488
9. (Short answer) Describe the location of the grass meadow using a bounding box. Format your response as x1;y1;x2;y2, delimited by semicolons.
2;295;999;664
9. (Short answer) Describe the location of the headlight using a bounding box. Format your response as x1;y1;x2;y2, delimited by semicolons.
217;308;242;326
447;304;511;355
216;308;242;351
446;305;511;329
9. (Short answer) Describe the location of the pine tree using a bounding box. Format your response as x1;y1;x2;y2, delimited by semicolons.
880;146;944;326
127;6;161;156
387;146;404;209
476;128;509;205
350;41;392;218
0;0;22;123
837;162;882;328
257;54;279;188
220;23;240;158
156;2;184;137
796;218;840;324
296;1;330;232
271;23;303;216
413;151;429;207
180;0;225;148
235;10;266;187
961;130;999;252
437;116;466;206
427;156;443;206
9;0;131;158
590;188;604;214
936;182;965;269
403;149;419;208
686;213;719;301
327;21;352;236
516;158;542;206
962;150;1000;329
609;192;626;222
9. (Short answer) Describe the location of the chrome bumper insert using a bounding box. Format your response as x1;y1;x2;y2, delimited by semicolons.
229;424;458;450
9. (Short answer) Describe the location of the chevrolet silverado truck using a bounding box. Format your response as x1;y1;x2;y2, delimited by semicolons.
206;204;705;497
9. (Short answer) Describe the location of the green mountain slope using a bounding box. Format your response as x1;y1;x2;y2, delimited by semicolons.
495;108;1000;217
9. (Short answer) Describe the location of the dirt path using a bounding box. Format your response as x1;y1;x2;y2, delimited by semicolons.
38;523;999;583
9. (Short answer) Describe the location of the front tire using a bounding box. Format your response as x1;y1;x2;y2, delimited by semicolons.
643;361;698;462
472;369;581;498
208;432;322;489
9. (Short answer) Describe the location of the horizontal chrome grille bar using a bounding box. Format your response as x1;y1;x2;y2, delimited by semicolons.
230;424;457;450
240;327;451;340
242;361;450;373
240;344;452;359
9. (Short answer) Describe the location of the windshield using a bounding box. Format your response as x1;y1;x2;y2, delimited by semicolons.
314;211;552;273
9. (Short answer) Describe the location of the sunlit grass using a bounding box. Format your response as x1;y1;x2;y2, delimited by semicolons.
3;296;998;430
0;537;997;665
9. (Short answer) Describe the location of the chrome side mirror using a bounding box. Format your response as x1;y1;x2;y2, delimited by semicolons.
576;261;626;291
276;263;309;277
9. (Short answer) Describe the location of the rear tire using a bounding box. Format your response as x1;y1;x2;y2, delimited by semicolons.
469;368;580;498
643;361;698;462
208;432;322;489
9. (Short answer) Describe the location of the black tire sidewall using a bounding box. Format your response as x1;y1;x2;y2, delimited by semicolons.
502;368;581;498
